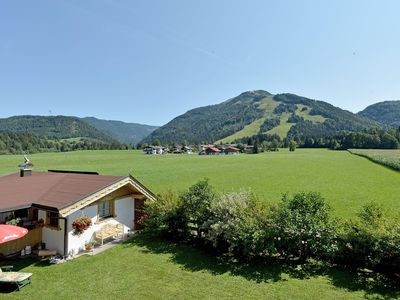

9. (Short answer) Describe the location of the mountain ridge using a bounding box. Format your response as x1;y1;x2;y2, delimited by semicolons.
142;90;380;145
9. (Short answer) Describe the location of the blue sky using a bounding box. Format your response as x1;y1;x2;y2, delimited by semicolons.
1;0;399;125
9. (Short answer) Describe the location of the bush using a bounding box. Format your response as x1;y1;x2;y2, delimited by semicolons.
289;140;297;151
143;190;189;240
202;190;275;257
273;192;337;260
143;182;400;277
144;180;215;240
180;179;215;237
337;202;400;274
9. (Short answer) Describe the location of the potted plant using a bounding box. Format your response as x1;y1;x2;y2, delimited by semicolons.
84;242;95;252
72;216;92;236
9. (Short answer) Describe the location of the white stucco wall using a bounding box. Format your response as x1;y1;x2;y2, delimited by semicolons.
66;196;135;257
39;210;65;255
115;197;135;231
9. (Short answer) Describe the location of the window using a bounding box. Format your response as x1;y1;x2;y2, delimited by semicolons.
14;208;28;219
98;200;113;219
46;211;59;228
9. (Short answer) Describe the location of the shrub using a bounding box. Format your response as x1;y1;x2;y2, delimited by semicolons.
289;140;297;151
143;190;189;240
202;190;275;257
180;179;215;237
337;202;400;274
273;192;337;260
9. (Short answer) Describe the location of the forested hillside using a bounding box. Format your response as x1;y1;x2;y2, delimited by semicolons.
0;115;116;141
0;116;130;154
82;117;157;145
0;132;129;155
358;100;400;127
142;90;271;144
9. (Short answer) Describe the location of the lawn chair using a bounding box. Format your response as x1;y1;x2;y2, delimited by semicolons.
0;265;32;291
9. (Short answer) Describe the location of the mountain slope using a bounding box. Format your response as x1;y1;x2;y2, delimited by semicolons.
82;117;158;145
358;101;400;127
142;90;271;144
143;90;379;144
0;115;118;142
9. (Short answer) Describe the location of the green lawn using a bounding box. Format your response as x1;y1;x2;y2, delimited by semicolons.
1;149;400;299
1;149;400;218
2;234;398;299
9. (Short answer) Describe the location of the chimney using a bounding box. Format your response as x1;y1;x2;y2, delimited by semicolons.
20;169;32;177
18;155;34;177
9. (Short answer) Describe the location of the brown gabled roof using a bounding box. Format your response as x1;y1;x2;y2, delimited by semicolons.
206;146;221;152
224;147;240;152
0;172;125;213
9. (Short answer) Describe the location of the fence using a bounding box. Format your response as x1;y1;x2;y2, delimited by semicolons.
0;227;42;257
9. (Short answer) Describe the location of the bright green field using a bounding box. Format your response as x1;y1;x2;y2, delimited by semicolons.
1;149;400;299
1;149;399;218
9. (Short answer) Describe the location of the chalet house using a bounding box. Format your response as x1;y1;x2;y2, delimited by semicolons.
182;146;193;154
0;170;156;258
143;146;167;155
224;146;240;155
199;146;221;155
170;146;183;154
243;145;254;154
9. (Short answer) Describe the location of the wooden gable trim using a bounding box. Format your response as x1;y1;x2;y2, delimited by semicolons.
59;176;155;217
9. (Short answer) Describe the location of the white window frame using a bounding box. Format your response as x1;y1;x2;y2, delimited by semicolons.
98;200;113;219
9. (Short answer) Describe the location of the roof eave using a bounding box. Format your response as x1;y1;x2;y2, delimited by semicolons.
58;176;156;217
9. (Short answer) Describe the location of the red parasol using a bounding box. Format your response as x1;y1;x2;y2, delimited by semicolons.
0;224;29;244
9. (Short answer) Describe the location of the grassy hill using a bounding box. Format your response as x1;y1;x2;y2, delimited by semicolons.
358;100;400;127
82;117;158;145
143;90;379;145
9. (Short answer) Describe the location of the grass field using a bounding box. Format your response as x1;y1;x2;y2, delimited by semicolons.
1;149;399;219
1;149;400;299
349;149;400;161
3;234;398;300
349;149;400;172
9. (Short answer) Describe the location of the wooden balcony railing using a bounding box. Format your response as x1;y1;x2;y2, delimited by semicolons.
0;227;42;257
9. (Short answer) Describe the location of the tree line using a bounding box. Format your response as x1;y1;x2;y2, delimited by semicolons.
232;127;400;151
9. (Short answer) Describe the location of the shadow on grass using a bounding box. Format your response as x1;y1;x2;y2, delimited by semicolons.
0;257;51;293
124;233;400;300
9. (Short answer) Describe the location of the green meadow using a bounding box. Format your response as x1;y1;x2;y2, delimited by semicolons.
4;234;398;300
1;149;400;299
1;149;399;218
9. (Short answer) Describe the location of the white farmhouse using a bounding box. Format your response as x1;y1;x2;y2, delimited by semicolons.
0;170;156;257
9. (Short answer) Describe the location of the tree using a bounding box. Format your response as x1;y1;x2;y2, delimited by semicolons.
180;179;215;237
273;192;337;260
289;140;297;151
